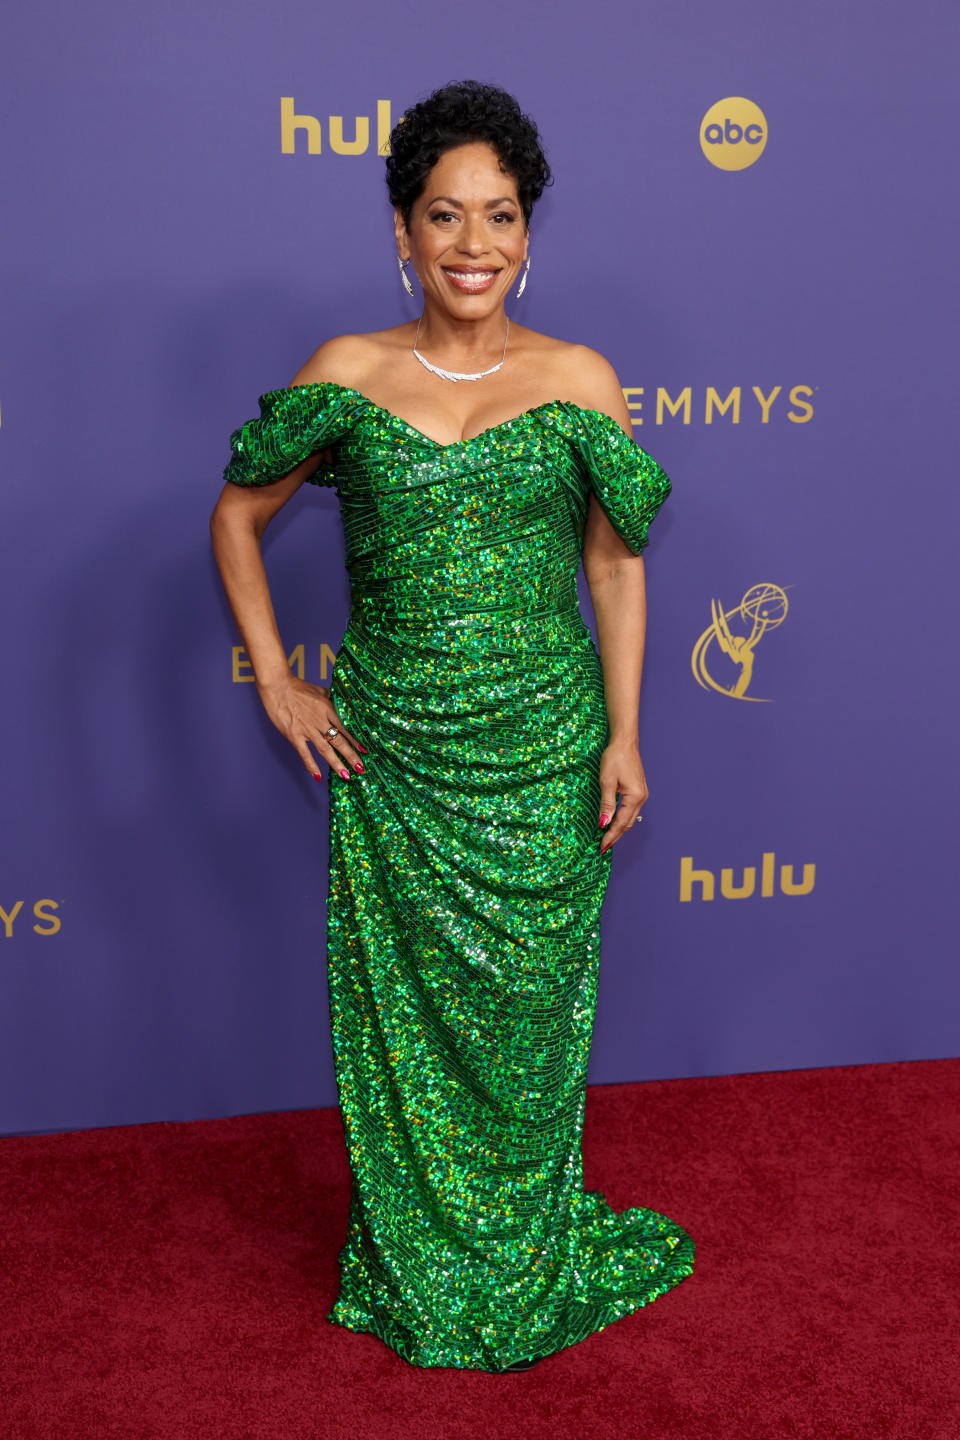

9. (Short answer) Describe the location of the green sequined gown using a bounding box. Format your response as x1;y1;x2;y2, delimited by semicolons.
224;381;694;1371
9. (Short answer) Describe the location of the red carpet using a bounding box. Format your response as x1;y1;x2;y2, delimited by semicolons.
2;1059;958;1439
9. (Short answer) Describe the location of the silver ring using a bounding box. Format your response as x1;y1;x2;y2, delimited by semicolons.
635;815;644;825
325;726;339;739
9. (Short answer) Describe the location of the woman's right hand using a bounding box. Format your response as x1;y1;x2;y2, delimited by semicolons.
255;675;367;781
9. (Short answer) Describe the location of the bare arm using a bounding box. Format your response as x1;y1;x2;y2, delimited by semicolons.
209;389;367;782
584;502;648;751
209;460;313;688
570;348;652;854
583;500;650;852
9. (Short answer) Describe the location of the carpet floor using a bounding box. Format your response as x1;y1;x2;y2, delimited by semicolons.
2;1058;958;1439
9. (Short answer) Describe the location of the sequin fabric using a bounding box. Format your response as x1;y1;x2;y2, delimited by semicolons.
224;382;694;1371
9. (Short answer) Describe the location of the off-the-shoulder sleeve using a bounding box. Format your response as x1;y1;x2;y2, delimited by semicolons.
562;403;671;555
223;382;363;487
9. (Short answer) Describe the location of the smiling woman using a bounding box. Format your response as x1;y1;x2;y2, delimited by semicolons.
209;78;692;1374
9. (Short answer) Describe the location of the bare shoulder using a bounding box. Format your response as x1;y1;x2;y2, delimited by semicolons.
553;341;632;432
289;327;413;390
518;329;632;434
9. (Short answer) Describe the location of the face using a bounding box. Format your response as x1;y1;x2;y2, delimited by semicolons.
395;141;529;316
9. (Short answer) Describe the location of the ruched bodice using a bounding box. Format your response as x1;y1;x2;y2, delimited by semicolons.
226;383;669;621
223;381;692;1372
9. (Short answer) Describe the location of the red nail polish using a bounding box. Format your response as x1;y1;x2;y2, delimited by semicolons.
599;814;609;827
340;767;350;779
353;761;364;774
356;743;368;754
313;772;322;781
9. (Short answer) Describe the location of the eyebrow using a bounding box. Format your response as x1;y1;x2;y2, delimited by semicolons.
427;196;519;209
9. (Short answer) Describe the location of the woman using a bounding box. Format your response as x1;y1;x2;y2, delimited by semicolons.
210;79;694;1373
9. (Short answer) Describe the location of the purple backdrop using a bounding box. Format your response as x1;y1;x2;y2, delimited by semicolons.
1;1;957;1135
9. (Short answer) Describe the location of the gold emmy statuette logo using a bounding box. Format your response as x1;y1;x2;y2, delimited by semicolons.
700;97;767;170
692;583;789;701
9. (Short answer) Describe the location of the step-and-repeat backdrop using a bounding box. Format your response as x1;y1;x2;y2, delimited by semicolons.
1;2;956;1134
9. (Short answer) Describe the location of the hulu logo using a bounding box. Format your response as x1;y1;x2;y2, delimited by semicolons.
281;98;393;156
680;851;815;902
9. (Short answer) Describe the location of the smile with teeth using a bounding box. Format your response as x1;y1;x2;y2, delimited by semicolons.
441;267;500;291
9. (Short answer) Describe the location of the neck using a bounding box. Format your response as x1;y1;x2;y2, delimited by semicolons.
415;300;509;360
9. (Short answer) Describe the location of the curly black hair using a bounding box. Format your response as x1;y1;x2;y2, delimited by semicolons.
385;80;552;228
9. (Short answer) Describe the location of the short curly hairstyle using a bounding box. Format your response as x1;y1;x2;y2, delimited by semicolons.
385;80;552;228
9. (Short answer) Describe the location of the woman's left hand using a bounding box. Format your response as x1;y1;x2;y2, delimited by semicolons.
598;741;649;853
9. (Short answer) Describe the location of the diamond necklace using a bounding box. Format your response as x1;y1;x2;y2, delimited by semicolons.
412;314;510;383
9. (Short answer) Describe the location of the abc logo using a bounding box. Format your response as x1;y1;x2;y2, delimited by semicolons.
700;97;767;171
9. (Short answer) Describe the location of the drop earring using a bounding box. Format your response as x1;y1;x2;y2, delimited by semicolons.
516;257;531;298
398;256;415;297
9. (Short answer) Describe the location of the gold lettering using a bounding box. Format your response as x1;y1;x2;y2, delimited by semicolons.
679;856;714;902
705;386;741;424
680;853;816;901
720;867;756;899
234;644;305;680
622;387;644;427
656;387;691;425
33;900;61;935
329;115;369;155
319;643;337;680
760;851;776;897
752;384;782;423
232;646;255;683
0;901;24;937
780;862;816;896
377;99;392;155
281;97;322;155
787;385;814;422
